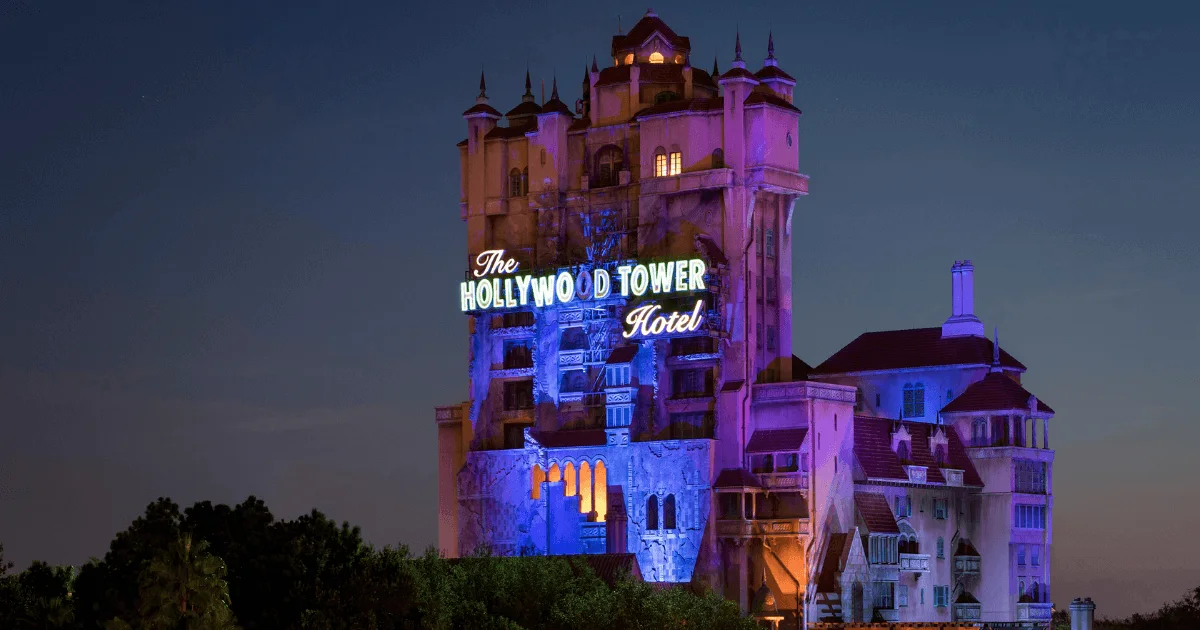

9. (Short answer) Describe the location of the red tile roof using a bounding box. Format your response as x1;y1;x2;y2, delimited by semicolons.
744;91;801;113
852;416;984;487
816;533;850;592
505;101;543;119
485;123;534;140
941;371;1054;414
462;102;502;117
632;97;723;120
714;468;762;489
954;539;980;557
540;97;574;116
692;68;717;88
531;429;607;448
567;117;590;133
746;428;808;453
854;492;900;534
811;327;1026;375
611;14;691;57
719;67;759;82
755;65;796;83
596;65;632;87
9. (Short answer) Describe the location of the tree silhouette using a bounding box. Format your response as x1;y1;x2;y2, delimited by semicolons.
137;533;238;630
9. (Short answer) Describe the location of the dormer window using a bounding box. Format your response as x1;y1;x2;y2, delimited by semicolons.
933;445;946;468
649;51;665;64
902;382;925;418
897;440;911;463
625;53;634;65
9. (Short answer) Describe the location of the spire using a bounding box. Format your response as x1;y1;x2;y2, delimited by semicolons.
522;69;534;103
582;65;589;86
475;70;489;105
768;31;775;59
990;327;1002;373
551;76;559;100
712;55;719;78
591;55;599;72
731;31;746;69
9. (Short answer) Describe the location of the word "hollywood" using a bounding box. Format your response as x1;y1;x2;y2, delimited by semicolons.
459;250;708;312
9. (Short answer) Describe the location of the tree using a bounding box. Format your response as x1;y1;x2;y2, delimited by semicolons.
138;533;238;630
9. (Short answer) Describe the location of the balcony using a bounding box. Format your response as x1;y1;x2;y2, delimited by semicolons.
715;518;810;539
757;470;809;491
1018;602;1054;622
953;554;980;577
898;553;930;573
581;521;608;554
903;465;928;484
943;469;964;487
953;602;982;622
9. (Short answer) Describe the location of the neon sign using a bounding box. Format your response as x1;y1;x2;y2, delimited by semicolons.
459;250;707;339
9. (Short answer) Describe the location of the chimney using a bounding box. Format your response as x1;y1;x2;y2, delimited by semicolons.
1070;597;1096;630
941;260;985;338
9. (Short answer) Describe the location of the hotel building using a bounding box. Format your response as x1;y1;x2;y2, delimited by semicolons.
436;11;1055;627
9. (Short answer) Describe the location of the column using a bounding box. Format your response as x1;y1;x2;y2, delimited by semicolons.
738;540;749;613
1009;415;1015;446
1043;419;1049;450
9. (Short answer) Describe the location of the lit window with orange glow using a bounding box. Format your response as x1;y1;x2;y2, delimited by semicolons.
654;147;668;177
548;463;561;484
669;151;681;176
625;53;634;65
649;52;664;64
594;461;608;521
579;461;592;514
531;465;545;499
564;462;577;496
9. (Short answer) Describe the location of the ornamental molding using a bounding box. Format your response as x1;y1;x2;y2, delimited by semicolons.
492;325;535;338
490;367;535;379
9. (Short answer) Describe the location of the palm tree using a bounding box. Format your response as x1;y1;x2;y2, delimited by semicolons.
138;533;238;630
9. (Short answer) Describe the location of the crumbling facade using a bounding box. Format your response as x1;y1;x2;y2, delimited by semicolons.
436;12;1055;627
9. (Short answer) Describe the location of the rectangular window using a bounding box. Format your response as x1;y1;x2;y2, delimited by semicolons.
1018;544;1026;565
606;365;631;387
655;153;668;177
503;340;534;369
872;582;895;609
668;151;681;176
898;585;909;607
503;380;534;410
934;585;949;608
1032;545;1040;567
757;323;762;345
667;411;714;439
903;383;925;418
765;228;775;257
503;423;531;449
767;326;776;352
671;368;714;398
1015;504;1047;529
934;498;948;520
756;226;763;255
1014;459;1048;494
765;281;776;303
756;276;763;301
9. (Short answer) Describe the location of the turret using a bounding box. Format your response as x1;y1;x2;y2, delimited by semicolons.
754;32;797;103
718;32;759;181
506;70;543;128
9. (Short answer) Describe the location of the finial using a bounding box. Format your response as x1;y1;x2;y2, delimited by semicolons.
618;14;622;35
991;327;1001;369
525;69;532;94
478;70;487;97
768;31;775;59
551;75;559;100
734;30;743;61
646;7;656;17
591;55;599;72
712;55;719;77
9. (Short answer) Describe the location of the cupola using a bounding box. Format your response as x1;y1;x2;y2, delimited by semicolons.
610;9;691;66
891;423;913;463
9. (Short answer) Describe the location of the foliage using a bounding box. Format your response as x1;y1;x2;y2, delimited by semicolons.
0;496;762;630
1097;586;1200;630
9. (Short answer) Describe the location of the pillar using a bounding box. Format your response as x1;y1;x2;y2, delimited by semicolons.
1043;418;1049;450
738;541;749;613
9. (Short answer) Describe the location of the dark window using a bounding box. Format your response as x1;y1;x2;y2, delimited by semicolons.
750;454;774;473
647;495;659;530
503;380;534;410
855;388;864;412
669;336;715;356
509;168;522;197
663;494;677;529
671;368;714;398
560;327;589;350
667;412;714;439
594;145;623;188
498;311;535;328
897;440;911;463
503;423;531;449
521;167;529;195
933;445;946;468
1014;459;1047;494
559;370;588;393
655;91;680;104
766;326;776;352
503;340;533;369
903;383;925;418
712;148;725;168
876;392;881;407
765;229;775;257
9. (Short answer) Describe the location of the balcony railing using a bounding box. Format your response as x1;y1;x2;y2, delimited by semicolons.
715;518;810;539
1017;602;1054;621
757;471;809;490
953;602;982;622
954;554;981;577
435;405;464;424
899;553;930;573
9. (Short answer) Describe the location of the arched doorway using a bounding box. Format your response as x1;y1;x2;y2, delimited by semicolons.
850;581;864;622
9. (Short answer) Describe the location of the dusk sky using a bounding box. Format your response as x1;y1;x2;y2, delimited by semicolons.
2;0;1198;618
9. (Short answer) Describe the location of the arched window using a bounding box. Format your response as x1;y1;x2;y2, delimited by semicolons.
972;417;987;446
668;146;682;176
564;462;577;497
579;461;592;514
521;167;529;195
903;382;925;418
937;536;945;558
509;168;522;197
647;495;659;530
654;147;668;177
594;461;608;522
624;53;634;65
711;148;724;169
531;465;545;499
548;463;561;484
663;494;677;529
855;387;864;412
933;445;946;468
648;51;664;64
897;440;911;463
594;145;623;188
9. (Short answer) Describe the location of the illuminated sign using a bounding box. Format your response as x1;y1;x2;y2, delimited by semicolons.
459;249;707;339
